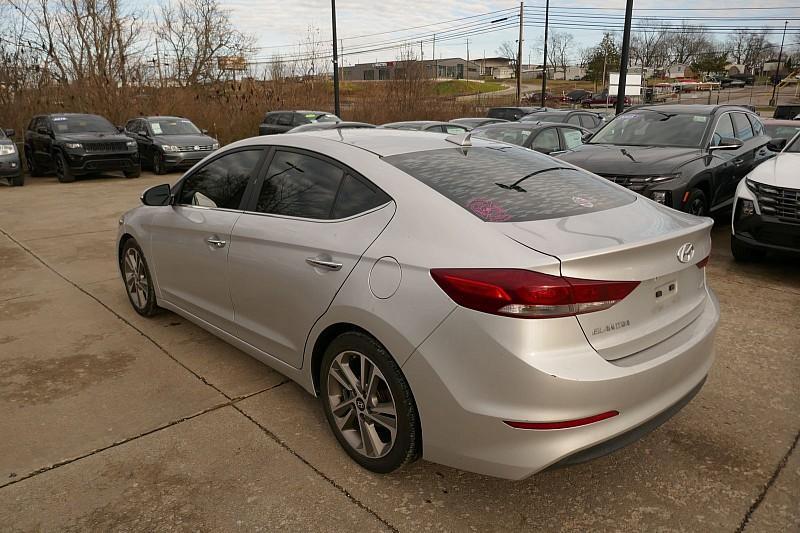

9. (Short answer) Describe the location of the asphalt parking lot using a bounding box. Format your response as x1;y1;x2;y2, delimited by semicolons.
0;172;798;532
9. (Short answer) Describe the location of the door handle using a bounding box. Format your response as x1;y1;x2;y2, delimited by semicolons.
306;258;342;271
206;237;227;248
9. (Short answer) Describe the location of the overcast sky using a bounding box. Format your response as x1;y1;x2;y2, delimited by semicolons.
152;1;800;68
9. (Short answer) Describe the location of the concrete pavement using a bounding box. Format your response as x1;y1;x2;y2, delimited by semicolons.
0;172;797;532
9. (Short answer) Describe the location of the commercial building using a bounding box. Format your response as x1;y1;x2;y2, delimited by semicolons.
342;58;481;81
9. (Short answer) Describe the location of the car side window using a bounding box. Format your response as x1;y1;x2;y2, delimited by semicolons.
178;150;261;209
747;115;765;136
332;174;391;219
277;114;292;126
254;150;344;219
293;113;310;126
265;114;278;125
444;125;467;134
531;128;561;153
711;114;735;146
560;127;584;149
579;115;597;129
732;113;754;141
566;115;582;126
424;125;444;132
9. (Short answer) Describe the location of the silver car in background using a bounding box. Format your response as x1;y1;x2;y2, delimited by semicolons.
117;129;719;479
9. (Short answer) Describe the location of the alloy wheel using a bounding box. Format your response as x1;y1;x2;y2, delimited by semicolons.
123;247;149;309
326;350;398;459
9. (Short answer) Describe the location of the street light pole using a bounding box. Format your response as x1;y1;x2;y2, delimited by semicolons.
517;2;524;105
616;0;634;115
770;21;788;107
331;0;341;116
540;0;549;107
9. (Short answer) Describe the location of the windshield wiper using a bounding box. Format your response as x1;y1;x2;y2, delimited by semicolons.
495;167;580;192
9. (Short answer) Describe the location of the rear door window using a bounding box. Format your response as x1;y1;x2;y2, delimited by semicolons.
384;146;634;222
531;128;561;152
277;114;292;126
579;114;598;129
331;174;391;219
566;115;582;126
747;115;765;136
732;112;754;141
560;127;584;149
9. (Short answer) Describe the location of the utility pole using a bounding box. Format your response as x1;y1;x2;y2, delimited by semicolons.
770;21;788;107
331;0;340;116
154;38;164;87
616;0;634;115
540;0;549;107
466;39;470;79
516;2;523;104
432;34;436;80
340;39;344;87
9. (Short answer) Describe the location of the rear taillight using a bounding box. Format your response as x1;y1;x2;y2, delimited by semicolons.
430;269;639;319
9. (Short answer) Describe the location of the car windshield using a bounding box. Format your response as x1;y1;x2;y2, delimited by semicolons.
384;145;634;222
472;127;533;147
148;119;201;135
51;115;117;134
785;134;800;153
590;110;710;147
764;124;800;140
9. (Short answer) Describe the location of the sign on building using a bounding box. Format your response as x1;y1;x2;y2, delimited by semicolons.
609;73;642;96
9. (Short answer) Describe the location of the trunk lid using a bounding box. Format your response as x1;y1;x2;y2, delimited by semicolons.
499;198;713;360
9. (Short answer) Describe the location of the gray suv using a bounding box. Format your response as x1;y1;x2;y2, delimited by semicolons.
125;116;219;175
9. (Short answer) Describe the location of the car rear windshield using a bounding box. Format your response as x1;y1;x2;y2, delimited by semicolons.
148;119;201;135
51;115;117;134
384;145;634;222
590;110;710;147
524;113;566;122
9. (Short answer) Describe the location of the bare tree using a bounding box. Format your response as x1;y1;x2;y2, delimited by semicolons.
667;24;712;65
156;0;253;86
630;20;671;72
726;30;773;73
496;41;517;72
547;32;574;80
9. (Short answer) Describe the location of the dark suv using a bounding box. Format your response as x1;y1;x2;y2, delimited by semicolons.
259;111;340;135
0;128;23;186
521;109;607;132
557;105;771;216
125;116;219;174
25;113;139;182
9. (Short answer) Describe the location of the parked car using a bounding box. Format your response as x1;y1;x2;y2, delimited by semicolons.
720;78;746;89
762;119;800;145
563;89;592;103
120;128;718;479
381;121;469;134
487;106;546;121
557;104;771;216
731;131;800;260
471;121;589;155
24;113;140;183
259;111;340;135
0;128;23;186
449;117;508;129
124;116;219;175
289;121;375;133
521;109;607;132
773;104;800;120
581;90;631;108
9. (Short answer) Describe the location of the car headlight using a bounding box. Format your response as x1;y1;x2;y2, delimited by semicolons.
629;174;678;184
162;145;179;152
212;142;220;150
0;144;16;155
126;140;136;148
64;142;82;149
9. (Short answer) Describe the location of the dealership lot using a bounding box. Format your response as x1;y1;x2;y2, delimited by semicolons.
0;173;798;531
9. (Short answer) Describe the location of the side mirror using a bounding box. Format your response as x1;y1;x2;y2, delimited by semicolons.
4;129;15;138
36;127;48;135
137;130;148;137
141;184;172;206
709;137;744;151
766;138;787;152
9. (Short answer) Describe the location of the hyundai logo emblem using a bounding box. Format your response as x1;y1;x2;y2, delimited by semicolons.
676;243;695;263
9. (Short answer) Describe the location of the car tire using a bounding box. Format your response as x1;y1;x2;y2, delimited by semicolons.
10;175;24;186
684;188;707;216
152;151;166;175
124;165;141;179
120;239;159;317
731;235;765;262
55;152;75;183
25;148;42;177
320;331;421;474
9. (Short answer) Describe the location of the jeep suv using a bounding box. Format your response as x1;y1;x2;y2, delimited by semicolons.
25;113;140;182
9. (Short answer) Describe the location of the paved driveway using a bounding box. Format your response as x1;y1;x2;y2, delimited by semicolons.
0;173;797;532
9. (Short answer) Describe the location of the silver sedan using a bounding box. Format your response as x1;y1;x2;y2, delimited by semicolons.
117;129;719;479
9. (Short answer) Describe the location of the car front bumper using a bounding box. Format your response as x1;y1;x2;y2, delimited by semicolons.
402;288;719;480
732;182;800;253
0;155;21;178
64;151;139;174
163;151;212;170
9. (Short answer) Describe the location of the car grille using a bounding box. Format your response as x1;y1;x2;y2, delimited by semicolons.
83;142;128;153
177;145;214;152
748;181;800;223
598;175;649;192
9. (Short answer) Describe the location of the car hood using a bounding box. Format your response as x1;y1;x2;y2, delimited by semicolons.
58;132;131;143
557;143;703;175
747;152;800;188
151;134;217;146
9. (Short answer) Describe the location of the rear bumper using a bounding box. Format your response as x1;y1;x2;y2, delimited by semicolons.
402;288;719;480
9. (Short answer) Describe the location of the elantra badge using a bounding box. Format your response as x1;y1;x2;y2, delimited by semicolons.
676;243;695;263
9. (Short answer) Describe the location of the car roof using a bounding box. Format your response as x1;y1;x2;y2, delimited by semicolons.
228;128;506;157
627;104;752;115
267;110;332;114
141;116;190;121
383;121;452;127
475;121;568;130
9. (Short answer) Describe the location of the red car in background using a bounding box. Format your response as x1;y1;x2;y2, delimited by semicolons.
581;89;631;108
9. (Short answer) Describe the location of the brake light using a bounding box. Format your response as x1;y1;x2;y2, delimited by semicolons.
696;255;709;269
430;269;639;318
